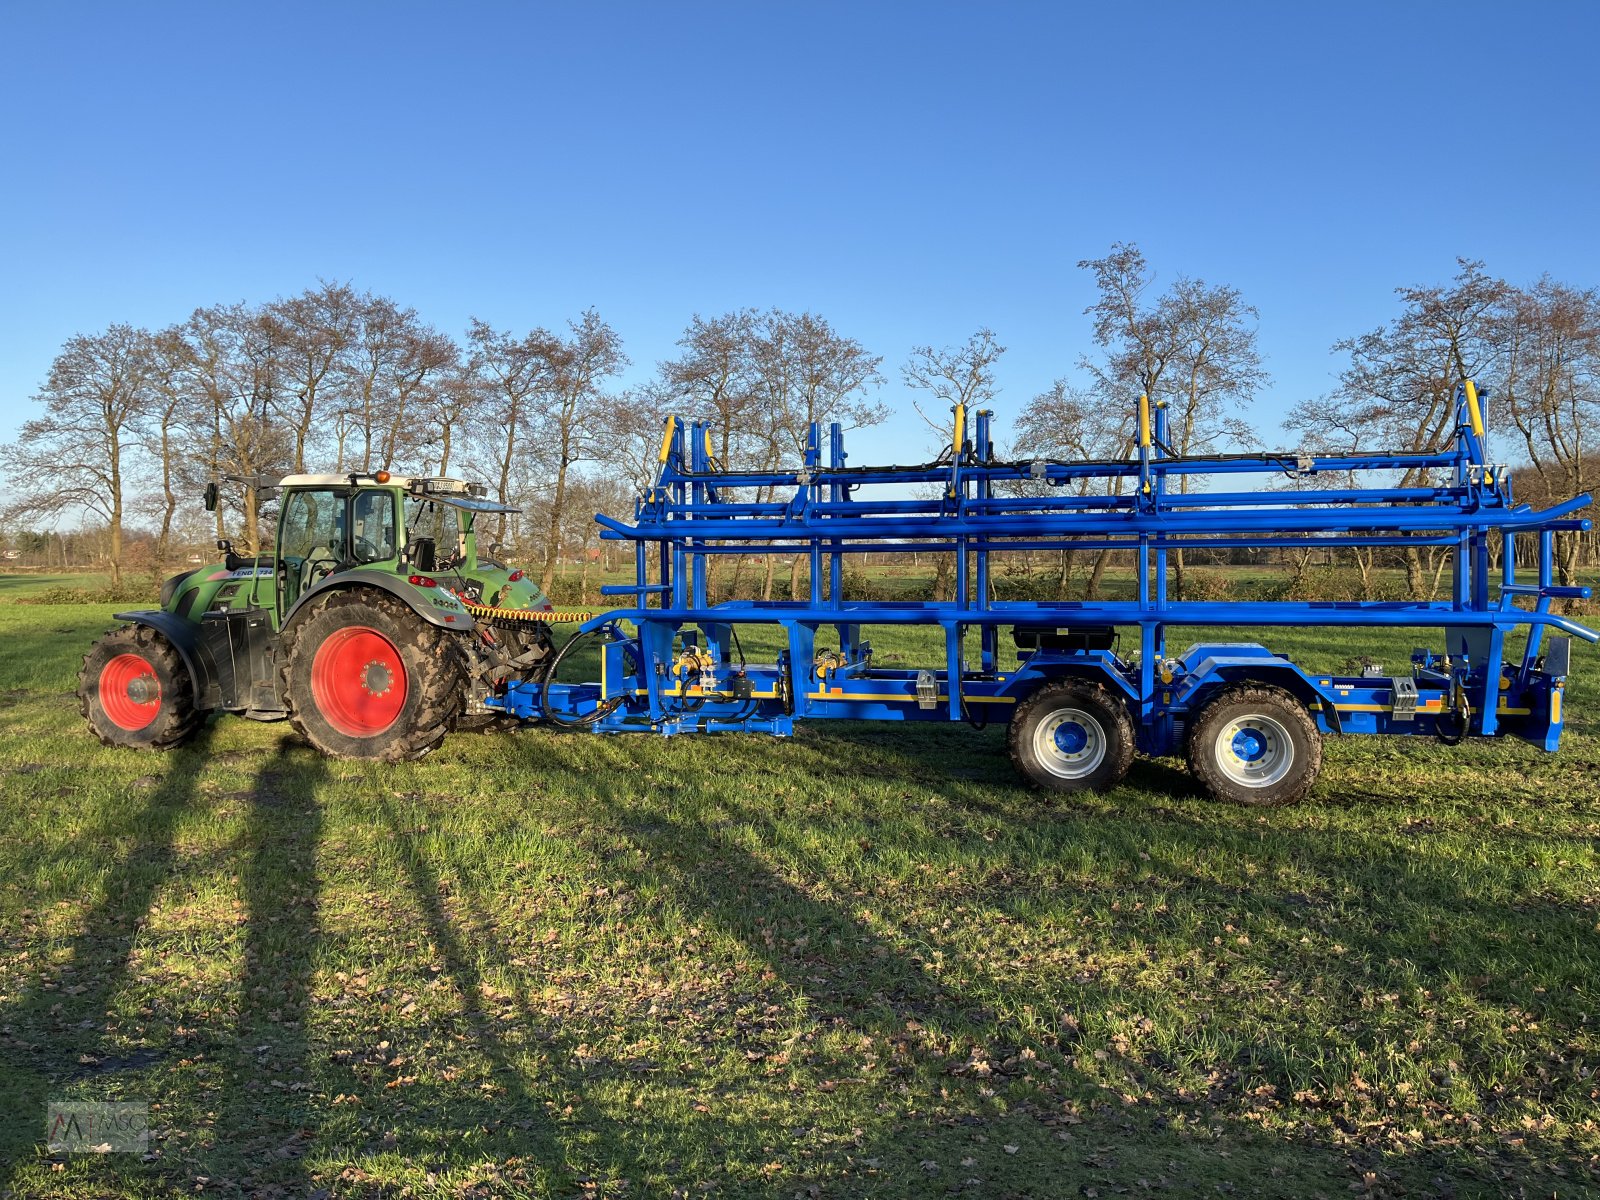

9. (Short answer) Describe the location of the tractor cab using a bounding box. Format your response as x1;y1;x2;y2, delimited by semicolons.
186;471;551;627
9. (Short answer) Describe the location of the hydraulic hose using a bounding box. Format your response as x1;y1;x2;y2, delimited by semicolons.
540;627;625;728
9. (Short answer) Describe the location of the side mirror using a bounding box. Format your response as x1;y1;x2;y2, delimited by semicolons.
203;481;220;512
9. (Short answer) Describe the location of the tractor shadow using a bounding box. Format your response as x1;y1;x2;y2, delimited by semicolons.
0;725;216;1189
212;735;327;1195
369;792;577;1192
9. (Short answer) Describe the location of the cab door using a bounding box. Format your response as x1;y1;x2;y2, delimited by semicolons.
275;488;348;624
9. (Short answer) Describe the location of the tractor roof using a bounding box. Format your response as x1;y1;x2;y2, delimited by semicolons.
275;473;520;514
278;472;465;489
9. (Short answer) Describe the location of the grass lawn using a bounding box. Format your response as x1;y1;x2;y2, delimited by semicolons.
1;573;1597;1198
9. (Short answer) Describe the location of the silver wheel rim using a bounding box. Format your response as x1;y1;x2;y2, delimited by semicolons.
1033;706;1107;780
1214;712;1294;788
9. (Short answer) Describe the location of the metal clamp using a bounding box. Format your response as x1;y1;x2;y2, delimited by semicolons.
1390;676;1418;720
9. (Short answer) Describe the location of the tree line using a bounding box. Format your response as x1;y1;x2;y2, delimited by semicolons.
2;249;1596;594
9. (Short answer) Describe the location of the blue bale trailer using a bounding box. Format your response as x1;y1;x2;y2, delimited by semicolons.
488;381;1595;805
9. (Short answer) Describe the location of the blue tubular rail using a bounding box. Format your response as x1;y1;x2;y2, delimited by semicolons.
491;382;1594;782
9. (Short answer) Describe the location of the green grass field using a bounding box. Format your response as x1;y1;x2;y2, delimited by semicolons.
1;572;1598;1198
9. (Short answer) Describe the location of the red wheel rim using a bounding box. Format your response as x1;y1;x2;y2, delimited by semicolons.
310;625;408;738
100;653;161;731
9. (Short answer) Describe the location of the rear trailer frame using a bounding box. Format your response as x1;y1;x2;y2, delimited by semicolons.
488;382;1594;801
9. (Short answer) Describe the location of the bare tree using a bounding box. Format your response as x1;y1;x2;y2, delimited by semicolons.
422;363;483;479
901;327;1006;443
178;304;291;553
1012;378;1137;598
1078;243;1266;595
653;310;771;598
464;318;562;549
746;310;884;597
1;324;155;585
533;309;629;594
1288;259;1510;596
337;294;458;472
1500;276;1600;583
141;325;194;567
263;281;359;472
660;310;765;468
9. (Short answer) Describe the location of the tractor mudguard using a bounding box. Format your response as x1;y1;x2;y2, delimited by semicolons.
112;609;217;706
281;569;477;634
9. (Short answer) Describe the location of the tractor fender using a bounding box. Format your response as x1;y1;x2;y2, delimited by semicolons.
281;570;477;635
111;609;217;705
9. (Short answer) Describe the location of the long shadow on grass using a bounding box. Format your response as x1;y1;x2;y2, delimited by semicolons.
567;724;1599;1193
0;724;214;1189
580;757;997;1034
210;735;327;1195
372;793;577;1193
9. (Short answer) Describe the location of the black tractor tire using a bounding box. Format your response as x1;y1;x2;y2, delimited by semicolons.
80;624;205;750
1186;683;1322;807
283;590;468;762
454;622;548;732
1007;680;1135;793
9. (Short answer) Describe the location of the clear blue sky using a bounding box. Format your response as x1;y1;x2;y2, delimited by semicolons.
2;1;1597;465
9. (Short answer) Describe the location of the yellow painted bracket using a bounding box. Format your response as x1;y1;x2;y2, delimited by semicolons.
1464;379;1485;439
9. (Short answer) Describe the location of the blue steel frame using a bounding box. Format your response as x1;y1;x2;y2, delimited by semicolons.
490;383;1595;758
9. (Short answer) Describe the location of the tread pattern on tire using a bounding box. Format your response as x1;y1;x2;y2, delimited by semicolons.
283;588;469;762
79;624;204;750
1185;682;1322;807
1007;679;1136;793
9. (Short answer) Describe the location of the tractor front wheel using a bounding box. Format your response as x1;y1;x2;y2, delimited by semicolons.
80;625;204;749
285;591;467;761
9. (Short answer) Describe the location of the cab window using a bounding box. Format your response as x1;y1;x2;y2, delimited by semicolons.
279;489;343;562
278;489;345;609
403;498;464;565
352;491;396;563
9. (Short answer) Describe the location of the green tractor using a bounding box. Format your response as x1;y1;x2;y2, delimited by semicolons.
79;471;572;760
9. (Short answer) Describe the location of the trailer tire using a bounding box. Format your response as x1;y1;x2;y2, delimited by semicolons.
1186;683;1321;807
1007;681;1134;793
80;624;205;750
284;590;468;761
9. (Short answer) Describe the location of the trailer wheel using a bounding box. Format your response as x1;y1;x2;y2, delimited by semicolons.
1007;681;1134;792
284;590;468;761
80;625;204;750
1186;684;1322;807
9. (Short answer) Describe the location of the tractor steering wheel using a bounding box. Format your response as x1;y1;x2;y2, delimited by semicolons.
353;535;383;563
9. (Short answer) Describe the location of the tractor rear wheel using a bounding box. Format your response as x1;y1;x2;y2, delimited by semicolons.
1007;680;1135;792
284;591;467;761
1186;683;1322;807
80;625;204;749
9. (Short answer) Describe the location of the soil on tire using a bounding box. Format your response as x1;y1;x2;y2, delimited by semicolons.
80;624;205;750
1007;679;1135;793
1185;682;1322;807
284;590;469;761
